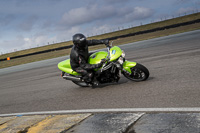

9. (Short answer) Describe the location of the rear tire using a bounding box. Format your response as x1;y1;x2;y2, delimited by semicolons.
123;63;149;82
72;81;90;87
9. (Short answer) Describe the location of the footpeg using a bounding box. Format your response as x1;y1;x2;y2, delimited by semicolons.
93;81;99;86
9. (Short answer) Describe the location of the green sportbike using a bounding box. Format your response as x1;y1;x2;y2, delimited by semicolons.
58;42;149;87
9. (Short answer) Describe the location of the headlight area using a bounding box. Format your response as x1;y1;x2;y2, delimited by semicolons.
121;50;125;58
117;57;124;65
118;50;125;65
113;57;124;70
114;51;126;69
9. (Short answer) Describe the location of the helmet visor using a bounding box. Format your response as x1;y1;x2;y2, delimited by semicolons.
77;38;87;49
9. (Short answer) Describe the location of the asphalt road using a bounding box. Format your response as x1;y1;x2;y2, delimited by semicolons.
0;30;200;114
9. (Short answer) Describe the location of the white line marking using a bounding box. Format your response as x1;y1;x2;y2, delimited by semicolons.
1;108;200;117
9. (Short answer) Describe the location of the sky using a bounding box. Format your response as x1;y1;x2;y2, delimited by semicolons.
0;0;200;54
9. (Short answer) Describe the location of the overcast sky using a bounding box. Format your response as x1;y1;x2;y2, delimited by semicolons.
0;0;200;54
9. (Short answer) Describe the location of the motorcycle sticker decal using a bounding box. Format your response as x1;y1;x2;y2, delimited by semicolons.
112;50;116;55
92;55;96;59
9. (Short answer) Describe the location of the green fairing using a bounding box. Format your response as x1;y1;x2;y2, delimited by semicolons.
110;46;122;61
88;51;108;64
123;61;137;73
57;59;80;76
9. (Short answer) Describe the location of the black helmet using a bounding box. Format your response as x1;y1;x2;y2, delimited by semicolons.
73;33;87;49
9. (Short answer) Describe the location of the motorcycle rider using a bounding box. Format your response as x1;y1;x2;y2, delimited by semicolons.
70;33;109;83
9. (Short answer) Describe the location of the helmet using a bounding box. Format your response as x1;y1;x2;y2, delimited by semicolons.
73;33;87;49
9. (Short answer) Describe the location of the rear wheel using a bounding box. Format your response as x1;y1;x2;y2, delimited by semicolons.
72;81;90;87
123;63;149;82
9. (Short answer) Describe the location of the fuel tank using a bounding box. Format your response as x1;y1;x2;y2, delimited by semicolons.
88;51;108;64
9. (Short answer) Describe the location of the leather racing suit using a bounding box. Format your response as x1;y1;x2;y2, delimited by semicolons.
70;39;108;82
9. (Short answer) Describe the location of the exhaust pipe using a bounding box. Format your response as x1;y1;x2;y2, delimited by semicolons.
62;75;82;81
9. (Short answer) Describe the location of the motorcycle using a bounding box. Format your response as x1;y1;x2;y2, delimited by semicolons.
58;42;149;87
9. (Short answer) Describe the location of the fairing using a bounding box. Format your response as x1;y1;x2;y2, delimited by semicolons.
57;59;80;75
110;46;122;61
122;61;137;73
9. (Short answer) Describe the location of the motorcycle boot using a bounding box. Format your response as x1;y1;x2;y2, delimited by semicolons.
82;72;93;83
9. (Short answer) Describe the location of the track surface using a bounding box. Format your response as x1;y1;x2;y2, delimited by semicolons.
0;30;200;114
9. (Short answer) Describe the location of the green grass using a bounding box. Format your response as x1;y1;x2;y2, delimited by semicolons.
0;12;200;69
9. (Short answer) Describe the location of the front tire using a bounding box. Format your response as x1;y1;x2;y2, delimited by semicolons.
123;63;149;82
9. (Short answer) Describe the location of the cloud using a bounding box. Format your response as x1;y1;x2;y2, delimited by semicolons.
89;24;111;35
0;33;47;52
123;7;154;22
23;35;49;48
18;16;38;31
106;7;154;25
58;6;154;38
0;26;81;53
0;0;170;53
175;0;188;3
176;7;197;14
175;0;200;7
0;35;25;52
196;1;200;5
55;26;81;41
60;4;154;28
0;14;16;27
61;4;116;27
103;0;130;4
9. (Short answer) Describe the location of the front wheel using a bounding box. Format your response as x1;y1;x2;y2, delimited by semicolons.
123;63;149;82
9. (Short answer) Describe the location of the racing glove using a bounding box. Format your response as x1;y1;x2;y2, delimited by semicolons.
100;39;109;47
